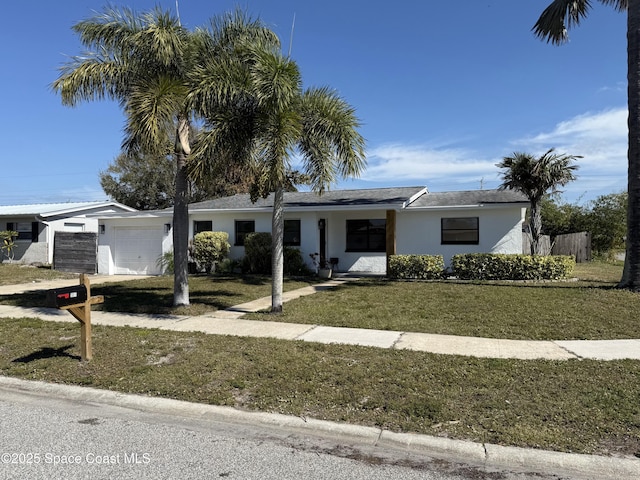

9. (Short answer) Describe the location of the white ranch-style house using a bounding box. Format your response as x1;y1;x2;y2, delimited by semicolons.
94;186;528;276
0;201;136;265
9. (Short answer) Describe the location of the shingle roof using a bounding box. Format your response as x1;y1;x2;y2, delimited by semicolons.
189;186;427;211
407;189;528;208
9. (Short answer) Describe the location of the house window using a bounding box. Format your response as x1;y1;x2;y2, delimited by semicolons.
441;217;479;245
7;222;38;242
284;220;301;246
194;220;212;235
346;219;386;252
235;220;255;246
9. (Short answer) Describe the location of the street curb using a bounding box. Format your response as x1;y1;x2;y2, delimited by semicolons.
1;376;638;478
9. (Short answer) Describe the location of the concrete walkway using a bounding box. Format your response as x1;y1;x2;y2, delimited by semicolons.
1;275;639;361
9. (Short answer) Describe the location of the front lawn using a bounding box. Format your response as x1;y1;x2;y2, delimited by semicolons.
0;275;319;316
0;317;638;457
0;263;76;285
245;261;640;340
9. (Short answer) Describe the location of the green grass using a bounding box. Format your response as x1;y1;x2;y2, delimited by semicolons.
245;261;640;340
1;260;638;457
1;317;638;457
0;263;76;285
0;274;319;316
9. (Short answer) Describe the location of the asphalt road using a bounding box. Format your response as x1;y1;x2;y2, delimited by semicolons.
0;383;572;480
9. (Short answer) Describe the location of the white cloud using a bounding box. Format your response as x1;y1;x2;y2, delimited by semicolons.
513;107;628;200
363;144;499;186
355;108;629;202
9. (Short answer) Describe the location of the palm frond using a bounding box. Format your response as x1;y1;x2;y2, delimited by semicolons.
497;149;580;201
299;87;366;189
122;75;187;155
533;0;626;44
52;51;129;106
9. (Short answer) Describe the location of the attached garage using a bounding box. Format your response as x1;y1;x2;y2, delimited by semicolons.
113;227;163;274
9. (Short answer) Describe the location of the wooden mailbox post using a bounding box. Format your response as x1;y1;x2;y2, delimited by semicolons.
47;274;104;361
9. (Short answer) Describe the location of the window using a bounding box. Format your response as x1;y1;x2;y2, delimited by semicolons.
346;219;386;252
7;222;38;242
235;220;255;246
284;220;301;246
441;217;479;244
193;220;212;235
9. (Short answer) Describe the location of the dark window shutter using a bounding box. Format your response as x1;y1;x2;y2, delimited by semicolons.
31;222;39;243
7;222;14;231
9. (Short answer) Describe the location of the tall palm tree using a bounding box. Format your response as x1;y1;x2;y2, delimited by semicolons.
497;149;579;255
533;0;640;290
190;42;366;312
52;6;277;305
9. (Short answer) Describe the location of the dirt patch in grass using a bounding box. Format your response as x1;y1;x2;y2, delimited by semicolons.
1;317;638;457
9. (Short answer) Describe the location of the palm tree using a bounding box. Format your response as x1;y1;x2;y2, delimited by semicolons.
533;1;640;290
497;149;579;255
190;42;366;312
52;6;277;305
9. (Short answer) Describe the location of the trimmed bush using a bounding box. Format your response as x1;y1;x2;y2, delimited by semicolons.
242;232;312;276
192;231;230;274
450;253;575;281
243;232;272;274
388;255;445;280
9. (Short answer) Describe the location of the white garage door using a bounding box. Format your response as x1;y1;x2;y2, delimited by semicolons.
114;227;163;275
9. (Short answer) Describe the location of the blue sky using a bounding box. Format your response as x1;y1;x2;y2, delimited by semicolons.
0;1;628;206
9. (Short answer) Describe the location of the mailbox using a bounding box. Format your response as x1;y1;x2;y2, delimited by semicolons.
47;285;88;308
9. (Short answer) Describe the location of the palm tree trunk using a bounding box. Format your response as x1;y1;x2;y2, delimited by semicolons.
621;0;640;291
173;118;190;306
271;186;284;312
529;200;542;255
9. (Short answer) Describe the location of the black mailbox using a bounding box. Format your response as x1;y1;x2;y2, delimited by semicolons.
47;285;88;308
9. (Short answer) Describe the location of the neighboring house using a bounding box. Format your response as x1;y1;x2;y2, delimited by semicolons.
0;201;136;265
94;186;528;275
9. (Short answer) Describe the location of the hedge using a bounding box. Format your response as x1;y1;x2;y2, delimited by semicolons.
388;255;445;279
450;253;575;281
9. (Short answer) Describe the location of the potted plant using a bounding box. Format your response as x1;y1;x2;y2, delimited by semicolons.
309;252;332;279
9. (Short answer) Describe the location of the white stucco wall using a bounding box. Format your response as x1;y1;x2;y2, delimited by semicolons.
95;204;526;275
396;206;526;267
322;210;388;273
190;211;320;270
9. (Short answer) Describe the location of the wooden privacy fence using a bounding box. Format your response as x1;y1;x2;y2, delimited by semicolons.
53;232;98;274
522;234;552;256
552;231;592;263
522;231;592;262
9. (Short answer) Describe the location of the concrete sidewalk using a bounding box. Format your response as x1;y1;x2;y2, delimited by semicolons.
1;275;639;361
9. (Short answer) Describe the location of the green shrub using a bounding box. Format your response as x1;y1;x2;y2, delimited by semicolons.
243;232;272;274
450;253;575;280
0;230;18;261
156;251;174;274
243;232;312;276
388;255;445;279
192;231;231;274
216;258;241;274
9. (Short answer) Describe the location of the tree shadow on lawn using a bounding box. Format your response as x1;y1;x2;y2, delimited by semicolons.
92;284;241;313
12;344;81;363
